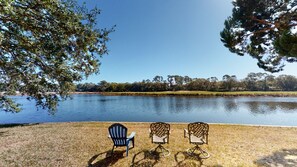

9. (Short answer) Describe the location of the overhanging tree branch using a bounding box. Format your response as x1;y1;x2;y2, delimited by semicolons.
0;0;113;113
221;0;297;72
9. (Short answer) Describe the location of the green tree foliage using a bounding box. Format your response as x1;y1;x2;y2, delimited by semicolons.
276;75;297;90
97;80;110;92
265;74;276;90
185;78;210;91
76;73;297;92
221;0;297;72
222;75;238;91
243;72;258;91
207;77;219;91
152;75;163;83
0;0;113;112
76;83;97;92
243;72;274;91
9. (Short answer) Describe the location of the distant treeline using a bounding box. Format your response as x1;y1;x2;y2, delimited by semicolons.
76;73;297;92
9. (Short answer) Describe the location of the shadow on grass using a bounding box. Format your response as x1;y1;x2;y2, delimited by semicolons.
88;150;125;167
0;123;39;129
0;131;9;137
255;149;297;167
131;150;160;167
174;151;205;167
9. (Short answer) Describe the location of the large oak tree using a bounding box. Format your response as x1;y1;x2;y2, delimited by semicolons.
221;0;297;72
0;0;113;112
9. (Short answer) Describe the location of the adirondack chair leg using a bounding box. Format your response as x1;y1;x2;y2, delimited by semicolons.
132;137;135;148
111;145;115;155
126;143;129;156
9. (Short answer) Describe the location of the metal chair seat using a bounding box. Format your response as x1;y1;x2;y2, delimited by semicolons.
190;135;205;144
152;134;168;144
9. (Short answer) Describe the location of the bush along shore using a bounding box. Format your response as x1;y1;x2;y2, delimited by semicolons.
76;73;297;93
91;91;297;97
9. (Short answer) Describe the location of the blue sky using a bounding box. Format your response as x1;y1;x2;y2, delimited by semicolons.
80;0;297;83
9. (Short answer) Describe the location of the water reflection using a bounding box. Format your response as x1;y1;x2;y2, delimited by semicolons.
152;97;163;115
168;97;187;114
223;99;239;112
2;95;297;126
245;101;276;115
148;97;221;114
244;101;297;115
277;102;297;111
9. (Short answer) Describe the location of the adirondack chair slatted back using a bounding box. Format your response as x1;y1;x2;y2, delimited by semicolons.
188;122;209;144
109;123;128;146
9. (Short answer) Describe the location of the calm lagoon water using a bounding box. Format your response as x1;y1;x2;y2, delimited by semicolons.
1;94;297;126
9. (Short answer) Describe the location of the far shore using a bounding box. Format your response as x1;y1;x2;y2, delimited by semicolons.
1;121;297;166
3;91;297;97
72;91;297;97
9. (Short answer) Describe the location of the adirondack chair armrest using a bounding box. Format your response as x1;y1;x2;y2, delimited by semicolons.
127;131;136;139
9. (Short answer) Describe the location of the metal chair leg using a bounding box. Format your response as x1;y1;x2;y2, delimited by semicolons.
186;145;210;159
197;146;210;159
186;145;198;155
150;144;170;157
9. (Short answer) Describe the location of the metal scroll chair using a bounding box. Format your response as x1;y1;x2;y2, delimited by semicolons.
184;122;210;158
149;122;170;157
108;123;135;156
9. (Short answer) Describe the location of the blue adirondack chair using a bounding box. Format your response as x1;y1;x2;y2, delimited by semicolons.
108;123;135;156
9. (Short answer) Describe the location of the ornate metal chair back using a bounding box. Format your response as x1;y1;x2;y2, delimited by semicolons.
188;122;209;144
150;122;170;143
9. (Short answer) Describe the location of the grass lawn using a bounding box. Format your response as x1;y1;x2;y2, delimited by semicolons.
1;122;297;167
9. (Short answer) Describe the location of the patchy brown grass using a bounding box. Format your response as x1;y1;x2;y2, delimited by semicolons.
0;122;297;167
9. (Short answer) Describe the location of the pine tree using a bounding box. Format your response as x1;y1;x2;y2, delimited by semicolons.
221;0;297;72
